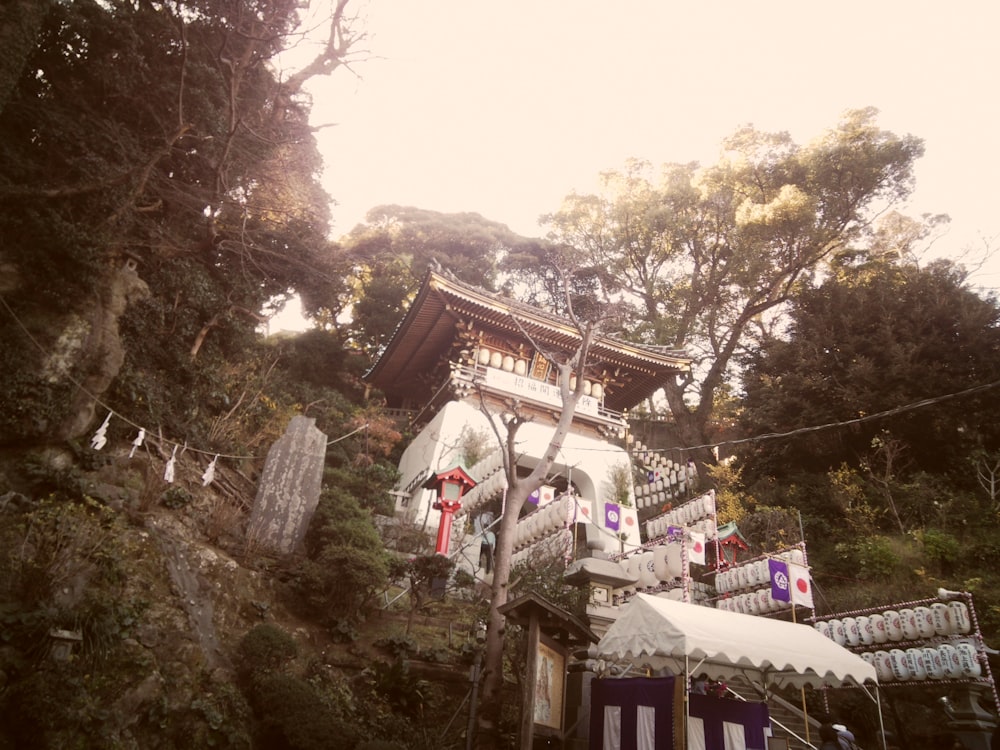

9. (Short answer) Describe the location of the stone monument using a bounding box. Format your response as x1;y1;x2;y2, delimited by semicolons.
248;415;327;554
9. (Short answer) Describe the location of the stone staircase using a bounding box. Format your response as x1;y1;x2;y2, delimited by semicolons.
724;675;821;749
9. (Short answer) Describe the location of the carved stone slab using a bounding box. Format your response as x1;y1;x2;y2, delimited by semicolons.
248;415;327;554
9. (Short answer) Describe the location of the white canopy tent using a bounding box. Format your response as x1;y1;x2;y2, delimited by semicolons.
594;594;885;748
596;594;878;691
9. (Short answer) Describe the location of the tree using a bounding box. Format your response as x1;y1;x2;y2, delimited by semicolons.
474;268;622;749
738;256;1000;486
0;0;361;445
532;109;924;475
338;206;545;354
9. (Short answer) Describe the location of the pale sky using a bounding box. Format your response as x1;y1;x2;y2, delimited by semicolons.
299;1;1000;289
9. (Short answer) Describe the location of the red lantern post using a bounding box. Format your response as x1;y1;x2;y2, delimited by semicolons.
424;464;477;556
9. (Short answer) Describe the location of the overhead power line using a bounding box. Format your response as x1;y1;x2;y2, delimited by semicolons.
640;378;1000;456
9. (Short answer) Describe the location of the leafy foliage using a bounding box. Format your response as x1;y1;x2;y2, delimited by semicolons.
532;110;924;468
297;479;391;624
739;257;1000;485
0;0;356;446
339;205;543;354
237;624;299;682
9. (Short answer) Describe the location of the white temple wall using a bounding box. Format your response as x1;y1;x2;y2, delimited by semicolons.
392;399;641;552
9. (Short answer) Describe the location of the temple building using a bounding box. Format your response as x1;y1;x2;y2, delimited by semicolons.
363;269;692;578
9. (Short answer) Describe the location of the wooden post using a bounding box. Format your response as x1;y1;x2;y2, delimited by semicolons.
520;611;541;750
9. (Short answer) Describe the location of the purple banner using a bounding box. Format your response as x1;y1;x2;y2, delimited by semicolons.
769;558;790;602
605;502;621;531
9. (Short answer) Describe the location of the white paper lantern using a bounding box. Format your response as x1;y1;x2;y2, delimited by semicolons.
638;551;658;588
956;642;982;678
829;618;846;646
870;614;888;644
914;606;935;638
884;610;903;641
666;544;683;578
949;601;972;634
857;615;875;646
889;649;911;681
714;571;727;594
874;651;895;682
844;617;862;647
922;647;945;679
930;603;952;635
938;644;963;678
899;608;920;640
906;648;927;680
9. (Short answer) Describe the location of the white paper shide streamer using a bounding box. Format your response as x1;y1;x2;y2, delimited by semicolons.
90;412;112;451
201;455;219;486
164;445;178;483
129;428;146;458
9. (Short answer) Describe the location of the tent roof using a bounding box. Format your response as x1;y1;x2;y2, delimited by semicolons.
595;594;877;692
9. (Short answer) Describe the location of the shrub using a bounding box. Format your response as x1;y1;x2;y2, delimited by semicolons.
251;672;358;750
920;528;960;574
237;624;298;682
835;535;899;580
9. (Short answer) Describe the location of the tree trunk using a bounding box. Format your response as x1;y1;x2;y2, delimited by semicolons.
475;480;529;747
475;344;593;748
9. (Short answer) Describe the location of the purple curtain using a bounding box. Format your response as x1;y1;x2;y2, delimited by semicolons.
590;677;675;750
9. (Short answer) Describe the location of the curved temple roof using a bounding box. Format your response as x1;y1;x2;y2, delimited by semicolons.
364;270;690;412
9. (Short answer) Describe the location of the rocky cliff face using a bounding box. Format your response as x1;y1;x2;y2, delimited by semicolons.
0;448;320;748
47;262;150;441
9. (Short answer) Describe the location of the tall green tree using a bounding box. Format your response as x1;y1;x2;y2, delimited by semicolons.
738;255;1000;486
531;109;924;473
0;0;359;446
338;205;544;354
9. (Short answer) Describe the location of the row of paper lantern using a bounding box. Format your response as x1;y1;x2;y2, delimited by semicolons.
619;544;686;588
815;602;971;646
643;491;715;524
631;448;696;478
863;642;982;682
474;348;605;398
511;528;573;568
468;449;505;483
460;469;509;514
716;587;793;614
715;549;806;594
632;452;691;473
513;496;574;551
636;489;685;509
635;469;696;496
647;516;717;542
616;577;714;602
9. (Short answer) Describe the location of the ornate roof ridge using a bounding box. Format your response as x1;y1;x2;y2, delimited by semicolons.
425;270;689;361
